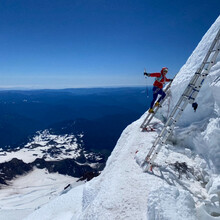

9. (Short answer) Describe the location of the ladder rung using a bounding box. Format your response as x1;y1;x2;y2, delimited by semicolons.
211;48;220;52
177;106;183;111
166;127;172;133
192;88;199;92
170;117;177;122
204;61;214;64
183;95;195;101
182;95;189;99
188;83;196;88
202;73;209;77
189;84;199;90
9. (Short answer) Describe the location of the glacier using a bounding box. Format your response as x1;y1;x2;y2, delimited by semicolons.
6;16;220;220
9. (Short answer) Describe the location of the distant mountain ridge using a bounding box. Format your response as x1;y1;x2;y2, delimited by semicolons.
0;130;105;185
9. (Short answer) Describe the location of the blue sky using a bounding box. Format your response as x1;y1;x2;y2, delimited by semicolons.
0;0;219;89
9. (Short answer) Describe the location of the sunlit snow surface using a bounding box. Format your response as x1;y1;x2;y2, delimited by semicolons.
0;130;84;163
2;16;220;220
0;168;80;220
0;129;102;165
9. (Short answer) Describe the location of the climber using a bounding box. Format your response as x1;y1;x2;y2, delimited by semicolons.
144;67;173;113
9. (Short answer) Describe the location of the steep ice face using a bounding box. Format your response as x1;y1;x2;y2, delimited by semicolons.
158;16;220;174
147;186;196;220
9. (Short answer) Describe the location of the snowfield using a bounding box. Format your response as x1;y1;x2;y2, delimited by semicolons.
0;130;84;163
2;16;220;220
0;168;80;220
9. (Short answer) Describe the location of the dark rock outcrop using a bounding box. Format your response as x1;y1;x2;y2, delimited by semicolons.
0;158;32;185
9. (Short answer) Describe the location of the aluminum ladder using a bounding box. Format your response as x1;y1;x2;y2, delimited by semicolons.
142;28;220;171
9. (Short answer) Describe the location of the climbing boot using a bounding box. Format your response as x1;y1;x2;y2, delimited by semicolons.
155;102;162;107
148;108;154;114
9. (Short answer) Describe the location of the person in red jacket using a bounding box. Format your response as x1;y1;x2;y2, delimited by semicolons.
144;67;173;113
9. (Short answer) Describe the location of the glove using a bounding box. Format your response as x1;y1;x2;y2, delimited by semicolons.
170;79;173;82
144;72;150;77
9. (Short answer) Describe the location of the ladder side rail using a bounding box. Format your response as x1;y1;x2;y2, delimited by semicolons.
145;124;171;161
141;103;161;129
208;42;220;67
140;113;152;128
145;117;178;162
145;88;193;163
146;108;185;169
187;46;220;103
145;144;158;161
140;105;159;128
171;73;201;112
141;100;163;129
145;138;163;162
156;100;188;151
145;143;164;171
182;74;203;98
166;71;206;121
202;45;220;73
158;127;171;145
141;107;159;128
163;95;187;127
143;113;155;127
168;101;189;132
188;31;220;85
199;31;220;72
146;99;189;166
188;75;210;102
145;134;165;162
189;73;202;85
196;29;220;73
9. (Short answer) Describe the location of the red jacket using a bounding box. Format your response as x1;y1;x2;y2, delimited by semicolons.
149;67;171;89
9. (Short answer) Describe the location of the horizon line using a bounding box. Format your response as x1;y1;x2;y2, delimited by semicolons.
0;84;153;91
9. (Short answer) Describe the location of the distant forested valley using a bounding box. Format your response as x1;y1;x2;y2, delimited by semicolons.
0;87;152;156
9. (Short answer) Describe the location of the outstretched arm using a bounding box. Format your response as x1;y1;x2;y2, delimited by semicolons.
144;72;161;77
149;72;161;77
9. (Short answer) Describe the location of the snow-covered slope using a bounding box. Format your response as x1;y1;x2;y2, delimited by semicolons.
0;129;104;185
22;16;220;220
0;130;104;220
0;168;80;220
0;130;102;164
